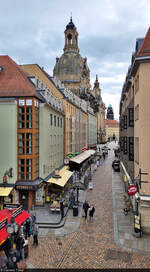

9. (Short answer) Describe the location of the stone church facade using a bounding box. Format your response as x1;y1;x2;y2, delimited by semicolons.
53;17;106;143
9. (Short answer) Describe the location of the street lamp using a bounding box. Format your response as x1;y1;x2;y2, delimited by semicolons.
6;216;18;257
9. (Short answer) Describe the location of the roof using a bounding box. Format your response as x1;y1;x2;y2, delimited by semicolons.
105;119;119;126
15;178;43;189
69;150;95;164
66;17;76;30
0;55;42;100
20;64;63;100
47;166;73;187
137;27;150;56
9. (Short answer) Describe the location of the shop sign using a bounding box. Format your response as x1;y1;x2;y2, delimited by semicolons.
127;185;138;196
4;203;20;209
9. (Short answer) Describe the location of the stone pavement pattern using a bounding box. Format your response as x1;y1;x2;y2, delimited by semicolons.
27;144;150;269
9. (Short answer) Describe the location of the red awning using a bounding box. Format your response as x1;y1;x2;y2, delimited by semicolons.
15;210;30;227
0;226;9;246
0;207;30;245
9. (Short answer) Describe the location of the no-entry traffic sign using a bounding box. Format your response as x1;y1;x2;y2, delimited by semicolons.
127;185;138;195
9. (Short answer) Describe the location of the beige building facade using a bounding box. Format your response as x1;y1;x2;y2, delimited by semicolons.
105;120;119;142
91;76;106;143
120;27;150;233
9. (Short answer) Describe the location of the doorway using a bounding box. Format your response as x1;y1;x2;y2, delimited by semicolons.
19;190;28;210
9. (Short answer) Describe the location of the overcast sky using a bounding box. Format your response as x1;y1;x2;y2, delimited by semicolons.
0;0;150;119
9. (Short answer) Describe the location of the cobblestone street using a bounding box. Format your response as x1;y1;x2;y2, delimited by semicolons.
27;148;150;269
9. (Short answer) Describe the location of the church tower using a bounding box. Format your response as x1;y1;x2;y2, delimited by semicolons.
106;104;114;120
63;16;79;54
53;17;91;96
92;75;101;101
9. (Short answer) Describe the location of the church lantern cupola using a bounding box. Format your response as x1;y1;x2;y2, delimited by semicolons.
63;17;79;54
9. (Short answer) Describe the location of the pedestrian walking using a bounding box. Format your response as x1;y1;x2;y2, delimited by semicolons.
89;204;95;221
32;223;39;246
16;233;25;260
83;200;90;220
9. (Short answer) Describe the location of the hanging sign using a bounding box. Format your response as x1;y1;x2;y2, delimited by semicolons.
127;185;138;196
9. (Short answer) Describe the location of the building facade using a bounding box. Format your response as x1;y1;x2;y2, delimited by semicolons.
0;56;64;210
105;120;119;142
21;65;96;157
91;76;106;143
120;27;150;233
53;18;106;144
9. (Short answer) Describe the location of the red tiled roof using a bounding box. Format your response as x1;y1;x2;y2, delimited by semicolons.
0;55;42;99
105;119;119;126
137;27;150;57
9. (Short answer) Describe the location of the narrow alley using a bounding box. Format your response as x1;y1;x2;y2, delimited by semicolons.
27;144;150;269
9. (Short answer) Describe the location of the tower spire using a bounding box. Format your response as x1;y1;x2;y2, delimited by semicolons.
94;74;99;89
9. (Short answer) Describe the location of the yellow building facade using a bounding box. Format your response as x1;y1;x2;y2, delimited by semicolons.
105;119;119;142
21;64;88;157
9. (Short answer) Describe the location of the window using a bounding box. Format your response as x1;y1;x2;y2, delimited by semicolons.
60;118;62;128
57;117;59;127
19;107;25;128
123;115;127;129
54;115;56;126
18;159;33;180
135;137;139;164
26;107;32;128
26;133;32;154
129;137;134;161
128;108;134;127
18;159;25;180
50;114;53;126
26;159;32;180
34;133;39;154
120;117;124;131
123;137;127;154
18;134;25;154
120;137;124;151
135;104;139;121
34;107;39;129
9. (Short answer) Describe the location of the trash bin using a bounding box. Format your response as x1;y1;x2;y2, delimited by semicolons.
73;205;78;216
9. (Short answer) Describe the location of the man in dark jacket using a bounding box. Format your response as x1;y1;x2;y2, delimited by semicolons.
16;234;25;260
89;204;95;221
83;200;90;220
7;252;19;270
